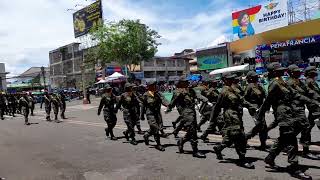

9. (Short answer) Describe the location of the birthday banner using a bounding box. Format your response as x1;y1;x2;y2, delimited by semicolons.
232;0;288;40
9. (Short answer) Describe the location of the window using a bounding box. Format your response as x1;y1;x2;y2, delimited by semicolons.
177;59;185;67
156;59;166;67
166;59;175;67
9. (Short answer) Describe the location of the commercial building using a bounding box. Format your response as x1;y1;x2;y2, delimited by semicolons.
7;67;49;92
230;18;320;73
0;63;8;92
49;43;95;89
141;55;188;83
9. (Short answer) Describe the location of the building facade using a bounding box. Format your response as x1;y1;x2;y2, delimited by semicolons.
0;63;8;91
141;56;187;83
49;43;95;89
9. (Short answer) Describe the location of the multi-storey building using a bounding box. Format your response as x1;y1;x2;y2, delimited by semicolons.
49;43;95;89
0;63;8;91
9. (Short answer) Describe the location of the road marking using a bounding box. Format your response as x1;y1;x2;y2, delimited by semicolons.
63;119;320;152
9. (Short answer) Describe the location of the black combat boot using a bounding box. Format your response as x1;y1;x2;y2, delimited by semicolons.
123;131;129;141
264;153;279;169
191;140;206;158
109;129;117;140
155;136;165;151
200;133;209;142
177;138;185;153
239;157;255;169
105;128;109;137
137;125;144;134
160;130;168;138
213;146;223;160
172;122;176;129
130;138;138;145
143;133;150;145
302;146;320;160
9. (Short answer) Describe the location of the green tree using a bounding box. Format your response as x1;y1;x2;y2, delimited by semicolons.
86;19;161;76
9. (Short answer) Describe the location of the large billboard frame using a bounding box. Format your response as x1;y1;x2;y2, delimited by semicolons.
73;0;103;38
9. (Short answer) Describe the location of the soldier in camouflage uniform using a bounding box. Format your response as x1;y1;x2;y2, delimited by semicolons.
132;84;144;134
59;91;67;119
198;79;222;134
41;92;52;121
7;94;17;117
51;94;62;123
0;93;5;120
19;93;31;125
304;66;320;159
211;73;256;169
257;62;312;179
27;93;35;116
116;83;140;145
98;84;118;140
141;81;169;151
244;71;267;150
166;77;209;158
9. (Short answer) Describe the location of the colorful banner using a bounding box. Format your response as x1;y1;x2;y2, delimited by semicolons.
197;54;228;71
270;35;320;48
232;0;288;40
73;0;103;38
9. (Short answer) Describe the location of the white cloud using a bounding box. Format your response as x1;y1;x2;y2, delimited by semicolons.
0;0;234;75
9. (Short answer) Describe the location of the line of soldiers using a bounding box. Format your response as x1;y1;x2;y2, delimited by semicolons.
98;62;320;179
0;91;67;125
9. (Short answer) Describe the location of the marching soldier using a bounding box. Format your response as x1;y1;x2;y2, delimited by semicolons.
304;66;320;159
41;92;52;121
132;84;144;134
257;62;312;179
19;93;31;125
98;85;118;140
8;94;17;117
51;94;61;123
198;80;222;141
244;71;267;150
0;93;5;120
166;77;209;158
116;83;140;145
211;73;256;169
141;81;169;151
59;91;67;119
27;93;35;116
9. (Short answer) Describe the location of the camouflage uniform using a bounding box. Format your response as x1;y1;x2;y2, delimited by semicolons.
51;94;61;122
27;94;35;116
116;83;140;145
132;85;143;134
19;95;30;125
8;94;17;117
304;66;320;156
244;71;267;149
167;77;208;158
41;94;52;121
212;73;256;168
98;85;118;140
59;92;67;119
141;82;169;151
258;63;313;178
0;94;5;120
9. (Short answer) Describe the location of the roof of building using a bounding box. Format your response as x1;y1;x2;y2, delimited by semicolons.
20;67;49;78
49;42;81;53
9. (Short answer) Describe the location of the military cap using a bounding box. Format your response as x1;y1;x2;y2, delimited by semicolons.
305;66;317;75
105;84;112;89
222;72;236;79
147;81;157;86
124;83;133;89
267;62;287;72
288;64;301;72
246;71;258;77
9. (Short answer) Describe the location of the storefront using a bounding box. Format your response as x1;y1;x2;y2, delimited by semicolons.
255;35;320;73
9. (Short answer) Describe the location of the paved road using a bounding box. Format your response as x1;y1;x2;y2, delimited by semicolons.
1;97;320;180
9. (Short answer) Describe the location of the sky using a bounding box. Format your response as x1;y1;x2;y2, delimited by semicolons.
0;0;264;76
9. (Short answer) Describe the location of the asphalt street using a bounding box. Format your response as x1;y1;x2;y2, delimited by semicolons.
1;97;320;180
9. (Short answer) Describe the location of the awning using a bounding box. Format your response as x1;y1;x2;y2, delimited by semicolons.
95;79;107;84
209;64;249;75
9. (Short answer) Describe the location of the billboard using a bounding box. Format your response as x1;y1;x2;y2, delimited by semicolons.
232;0;288;40
73;0;103;38
197;54;228;71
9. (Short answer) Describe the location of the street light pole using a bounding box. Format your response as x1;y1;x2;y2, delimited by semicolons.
41;66;46;90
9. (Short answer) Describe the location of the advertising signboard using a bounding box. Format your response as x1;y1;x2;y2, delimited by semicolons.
232;0;288;40
73;0;103;38
197;54;228;71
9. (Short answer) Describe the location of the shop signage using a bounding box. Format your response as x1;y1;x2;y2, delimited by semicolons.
197;55;228;71
232;0;288;40
270;35;320;49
